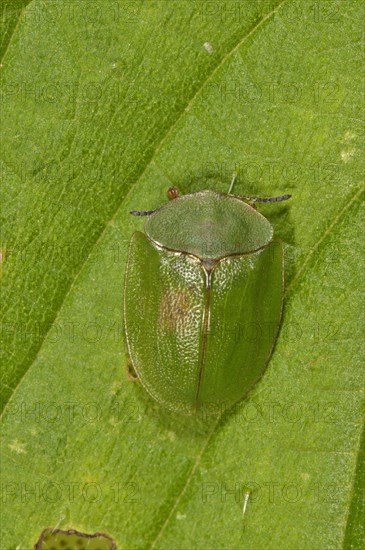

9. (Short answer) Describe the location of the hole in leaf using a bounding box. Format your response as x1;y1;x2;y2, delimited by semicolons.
34;528;116;550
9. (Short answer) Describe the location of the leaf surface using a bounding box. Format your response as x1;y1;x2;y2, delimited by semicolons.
1;1;364;548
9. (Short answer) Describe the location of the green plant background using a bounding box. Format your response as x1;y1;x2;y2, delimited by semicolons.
1;1;364;548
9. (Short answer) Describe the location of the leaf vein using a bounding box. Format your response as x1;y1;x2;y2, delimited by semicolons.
285;186;363;294
0;0;34;66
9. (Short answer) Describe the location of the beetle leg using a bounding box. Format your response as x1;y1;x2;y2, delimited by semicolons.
130;209;157;216
126;357;139;381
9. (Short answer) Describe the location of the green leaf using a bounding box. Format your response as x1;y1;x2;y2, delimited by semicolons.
1;1;364;548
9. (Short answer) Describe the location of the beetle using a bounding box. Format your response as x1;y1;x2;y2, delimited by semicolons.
124;176;291;415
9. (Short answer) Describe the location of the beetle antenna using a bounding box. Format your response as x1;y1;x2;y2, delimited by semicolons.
227;174;291;203
236;194;291;203
130;209;157;216
228;172;237;194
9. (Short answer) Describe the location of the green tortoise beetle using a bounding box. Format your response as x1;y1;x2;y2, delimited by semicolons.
124;176;291;415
